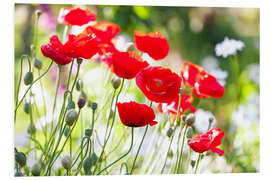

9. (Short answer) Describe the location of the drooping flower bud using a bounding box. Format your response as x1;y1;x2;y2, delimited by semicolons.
61;155;72;170
27;124;36;135
168;150;174;158
76;79;83;91
64;127;70;137
15;172;23;176
191;160;196;168
91;102;98;111
34;58;42;69
77;98;86;109
65;109;78;126
24;72;33;85
23;102;30;114
85;128;93;137
83;157;92;174
87;99;92;108
186;114;196;126
111;78;121;89
186;127;194;139
90;153;98;166
31;163;41;176
35;10;42;17
166;127;173;138
15;151;26;167
67;100;75;110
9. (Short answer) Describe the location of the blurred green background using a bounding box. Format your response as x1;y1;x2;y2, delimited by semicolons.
14;4;259;174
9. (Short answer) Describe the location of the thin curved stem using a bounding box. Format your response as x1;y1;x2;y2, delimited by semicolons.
130;125;149;174
15;61;53;113
161;127;175;174
97;127;134;175
176;124;188;173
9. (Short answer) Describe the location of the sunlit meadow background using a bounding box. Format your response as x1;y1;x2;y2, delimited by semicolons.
14;4;259;174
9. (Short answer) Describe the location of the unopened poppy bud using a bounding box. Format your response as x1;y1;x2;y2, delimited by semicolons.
166;127;173;137
15;152;26;167
31;163;41;176
181;114;187;123
90;153;98;166
27;124;36;134
15;172;23;176
191;160;196;168
85;128;93;137
65;109;78;126
83;157;92;174
91;102;97;111
35;10;42;17
111;78;121;89
24;72;33;85
34;58;42;69
77;98;86;109
209;117;214;124
125;42;135;52
67;100;75;110
168;150;174;158
64;127;70;137
23;102;30;114
186;114;196;126
76;79;83;91
77;58;83;64
87;99;92;108
61;155;72;170
186;127;193;139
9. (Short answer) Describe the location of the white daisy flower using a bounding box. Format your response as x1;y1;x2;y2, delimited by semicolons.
248;64;260;85
215;37;245;58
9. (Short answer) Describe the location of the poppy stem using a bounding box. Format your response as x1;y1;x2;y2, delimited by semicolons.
194;153;201;173
130;125;149;174
176;124;188;173
52;65;61;119
97;127;134;175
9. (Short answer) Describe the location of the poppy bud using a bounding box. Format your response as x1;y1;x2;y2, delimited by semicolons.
168;150;174;158
15;172;23;176
111;78;121;89
65;109;78;126
35;10;42;17
191;160;196;168
67;100;75;110
209;117;214;124
31;163;41;176
125;42;135;52
87;99;92;108
83;157;92;174
85;128;93;137
34;58;42;69
76;79;83;91
77;98;86;109
166;127;173;138
23;102;30;114
181;114;187;123
186;114;196;126
64;127;70;137
61;155;72;170
77;58;83;65
24;72;34;85
91;102;98;111
90;153;98;166
186;127;193;139
27;124;36;134
15;152;26;167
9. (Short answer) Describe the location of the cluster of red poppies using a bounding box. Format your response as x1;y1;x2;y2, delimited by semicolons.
41;6;225;156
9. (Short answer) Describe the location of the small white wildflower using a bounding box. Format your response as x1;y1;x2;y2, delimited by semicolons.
215;37;245;58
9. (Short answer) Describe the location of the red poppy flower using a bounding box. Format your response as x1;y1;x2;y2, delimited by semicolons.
62;33;99;59
58;7;96;26
180;62;225;98
116;101;157;127
84;21;121;43
41;35;72;65
134;30;169;60
136;66;182;103
188;128;225;156
97;42;120;68
111;51;149;79
157;94;196;115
